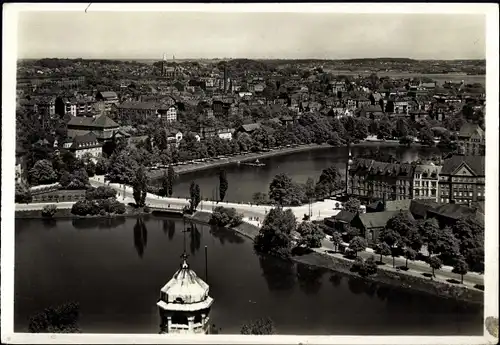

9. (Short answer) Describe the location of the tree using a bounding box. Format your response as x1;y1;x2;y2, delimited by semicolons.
428;256;442;279
374;242;391;264
317;166;343;196
404;248;417;269
254;207;296;259
343;197;361;214
65;168;89;190
106;150;139;184
269;173;294;206
167;165;175;197
15;183;32;203
399;135;414;147
95;157;109;175
160;171;169;197
418;128;435;147
385;211;419;249
252;192;268;205
29;159;58;185
344;224;361;242
364;256;378;276
418;218;440;256
452;256;469;284
132;166;148;207
219;169;228;202
349;236;367;257
379;227;401;268
85;186;117;200
297;221;324;248
330;232;343;252
41;204;57;218
189;181;201;212
28;302;81;333
305;177;316;201
451;216;484;271
240;317;276;335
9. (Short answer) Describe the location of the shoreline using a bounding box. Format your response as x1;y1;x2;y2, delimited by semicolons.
150;140;419;178
187;211;483;304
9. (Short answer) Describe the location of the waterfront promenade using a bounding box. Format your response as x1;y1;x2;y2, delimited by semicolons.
14;176;484;289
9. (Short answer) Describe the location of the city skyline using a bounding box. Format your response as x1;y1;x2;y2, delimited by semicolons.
17;12;486;60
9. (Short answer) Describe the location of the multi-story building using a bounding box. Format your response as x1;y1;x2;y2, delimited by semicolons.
348;158;415;201
457;123;485;156
438;155;485;205
68;132;103;160
66;114;122;142
412;164;441;202
95;91;119;113
117;101;177;122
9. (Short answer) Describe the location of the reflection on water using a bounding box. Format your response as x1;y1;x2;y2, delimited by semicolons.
72;217;126;230
329;273;343;287
133;217;148;258
14;216;483;335
258;254;296;292
188;222;201;255
209;225;245;245
296;263;326;295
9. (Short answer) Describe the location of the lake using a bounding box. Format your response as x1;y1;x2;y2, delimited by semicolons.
163;145;443;202
15;216;482;335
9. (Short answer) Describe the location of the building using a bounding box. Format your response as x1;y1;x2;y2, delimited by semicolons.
68;132;103;160
95;91;119;113
236;123;261;135
413;164;441;202
457;123;485;156
350;210;415;245
438;155;485;205
157;253;213;334
117;101;177;122
66;114;123;142
349;158;415;201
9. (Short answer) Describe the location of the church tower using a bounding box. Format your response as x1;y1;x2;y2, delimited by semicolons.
157;252;214;334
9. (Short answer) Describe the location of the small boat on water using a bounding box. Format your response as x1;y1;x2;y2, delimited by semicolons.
242;159;266;167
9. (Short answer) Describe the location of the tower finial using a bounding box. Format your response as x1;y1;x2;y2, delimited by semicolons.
180;252;189;268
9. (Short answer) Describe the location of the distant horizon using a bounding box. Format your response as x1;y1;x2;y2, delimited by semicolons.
19;57;486;62
17;12;486;60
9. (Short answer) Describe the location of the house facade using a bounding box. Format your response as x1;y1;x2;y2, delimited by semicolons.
438;155;485;205
68;132;103;160
348;159;415;201
413;165;441;202
457;123;485;156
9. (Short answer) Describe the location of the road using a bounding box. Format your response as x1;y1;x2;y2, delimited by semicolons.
89;175;341;222
319;239;484;287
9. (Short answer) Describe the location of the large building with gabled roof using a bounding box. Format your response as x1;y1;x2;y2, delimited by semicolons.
438;155;485;205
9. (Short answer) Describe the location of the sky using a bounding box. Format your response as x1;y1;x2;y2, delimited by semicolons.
17;12;486;60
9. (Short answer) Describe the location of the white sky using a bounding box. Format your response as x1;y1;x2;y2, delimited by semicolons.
17;11;486;60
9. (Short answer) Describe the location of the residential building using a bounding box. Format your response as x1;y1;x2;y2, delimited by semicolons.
117;101;177;122
438;155;485;205
330;81;346;94
95;91;119;113
457;123;485;156
413;164;441;202
236;123;261;135
68;132;103;160
348;158;415;201
66;114;124;142
350;210;415;245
